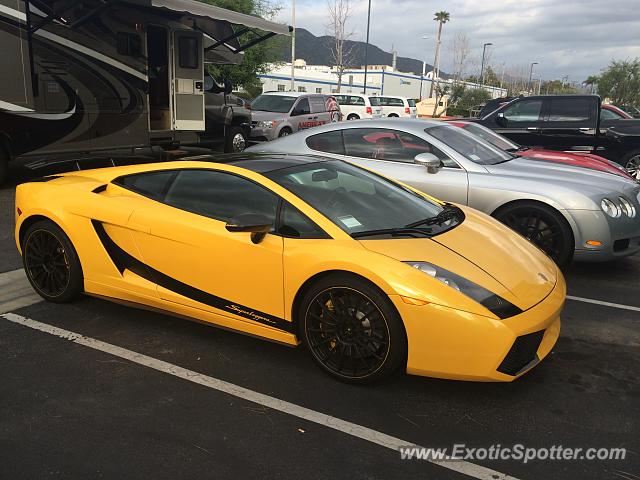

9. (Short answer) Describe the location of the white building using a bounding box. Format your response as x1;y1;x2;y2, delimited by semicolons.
258;60;507;99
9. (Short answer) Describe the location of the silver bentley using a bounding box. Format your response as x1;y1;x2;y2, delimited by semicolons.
247;118;640;265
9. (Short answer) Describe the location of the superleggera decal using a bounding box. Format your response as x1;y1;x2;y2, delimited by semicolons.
92;221;295;333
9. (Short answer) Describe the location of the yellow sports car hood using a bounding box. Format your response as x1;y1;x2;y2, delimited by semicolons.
360;207;558;311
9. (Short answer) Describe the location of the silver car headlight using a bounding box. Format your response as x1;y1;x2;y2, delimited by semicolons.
618;196;637;218
601;198;622;218
404;261;523;319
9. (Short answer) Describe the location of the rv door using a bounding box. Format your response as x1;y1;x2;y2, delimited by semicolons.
172;31;205;131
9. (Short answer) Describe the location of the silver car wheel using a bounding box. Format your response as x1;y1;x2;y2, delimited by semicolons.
626;155;640;180
232;132;246;151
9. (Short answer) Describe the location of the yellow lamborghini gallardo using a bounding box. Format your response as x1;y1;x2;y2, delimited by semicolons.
15;154;564;383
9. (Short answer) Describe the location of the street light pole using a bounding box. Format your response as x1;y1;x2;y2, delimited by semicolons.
363;0;372;94
528;62;538;93
479;42;492;87
290;0;296;91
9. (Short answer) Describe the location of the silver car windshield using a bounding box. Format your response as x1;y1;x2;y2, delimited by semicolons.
251;95;297;113
427;125;514;165
265;160;463;238
461;123;520;152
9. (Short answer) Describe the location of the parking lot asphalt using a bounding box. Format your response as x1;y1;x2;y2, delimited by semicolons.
1;170;638;480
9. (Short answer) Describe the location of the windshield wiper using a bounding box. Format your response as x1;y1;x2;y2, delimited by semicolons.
351;227;433;239
405;205;463;228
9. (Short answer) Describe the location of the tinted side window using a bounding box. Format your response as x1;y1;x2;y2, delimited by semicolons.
309;96;327;113
306;131;345;155
547;99;591;122
278;202;328;239
178;37;198;69
388;98;404;106
601;108;622;120
164;170;279;223
351;96;365;106
369;97;381;106
116;171;176;200
293;98;311;115
503;100;542;123
343;128;454;165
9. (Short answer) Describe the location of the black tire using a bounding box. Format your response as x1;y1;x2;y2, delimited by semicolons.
298;273;407;383
620;148;640;181
278;127;292;137
347;113;360;121
493;201;574;266
0;147;8;185
22;219;83;303
224;126;248;153
388;113;399;118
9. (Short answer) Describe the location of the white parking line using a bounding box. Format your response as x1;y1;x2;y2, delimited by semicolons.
0;312;520;480
566;295;640;313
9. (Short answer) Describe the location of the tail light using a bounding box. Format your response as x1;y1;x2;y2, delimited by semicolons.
366;106;372;115
405;107;410;114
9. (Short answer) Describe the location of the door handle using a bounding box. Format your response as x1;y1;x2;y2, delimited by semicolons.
526;127;538;131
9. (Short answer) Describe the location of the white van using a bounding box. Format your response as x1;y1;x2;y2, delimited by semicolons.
378;96;417;118
334;94;383;120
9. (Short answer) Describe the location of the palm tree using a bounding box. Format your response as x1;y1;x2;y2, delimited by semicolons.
584;75;599;93
429;10;450;115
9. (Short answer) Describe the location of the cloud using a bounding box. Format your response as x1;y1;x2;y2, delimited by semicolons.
274;0;640;81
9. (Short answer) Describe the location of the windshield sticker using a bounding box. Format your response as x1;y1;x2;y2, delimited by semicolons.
469;154;481;161
338;215;362;229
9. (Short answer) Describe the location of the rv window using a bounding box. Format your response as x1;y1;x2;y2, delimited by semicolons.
178;37;199;69
117;32;142;57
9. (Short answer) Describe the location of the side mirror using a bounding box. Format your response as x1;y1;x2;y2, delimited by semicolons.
203;74;215;92
225;213;272;244
495;112;507;127
224;78;233;95
414;153;442;174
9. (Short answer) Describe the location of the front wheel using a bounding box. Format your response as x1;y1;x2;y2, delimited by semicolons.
22;220;83;303
347;114;360;121
299;273;406;383
493;202;574;266
224;126;248;153
621;150;640;180
278;127;292;138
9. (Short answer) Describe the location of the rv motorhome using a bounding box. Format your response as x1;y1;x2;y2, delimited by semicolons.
0;0;290;182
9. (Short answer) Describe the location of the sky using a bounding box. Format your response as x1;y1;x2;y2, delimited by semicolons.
273;0;640;82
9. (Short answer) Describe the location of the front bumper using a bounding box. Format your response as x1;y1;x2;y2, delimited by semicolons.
392;276;565;382
249;125;278;142
568;209;640;262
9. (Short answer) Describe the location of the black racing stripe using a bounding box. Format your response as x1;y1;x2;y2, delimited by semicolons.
92;220;295;334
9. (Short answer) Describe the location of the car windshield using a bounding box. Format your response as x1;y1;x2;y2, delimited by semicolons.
251;95;297;113
265;160;461;237
369;97;381;106
426;125;514;165
460;123;520;151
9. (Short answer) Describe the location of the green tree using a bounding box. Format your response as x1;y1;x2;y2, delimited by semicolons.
597;59;640;106
199;0;284;97
583;75;599;94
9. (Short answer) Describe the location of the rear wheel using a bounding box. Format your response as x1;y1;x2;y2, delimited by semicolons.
493;202;574;266
299;273;406;383
621;149;640;180
347;113;360;120
224;126;247;153
278;127;292;137
22;220;83;302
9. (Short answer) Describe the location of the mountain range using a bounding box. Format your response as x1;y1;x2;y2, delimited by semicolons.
277;28;447;77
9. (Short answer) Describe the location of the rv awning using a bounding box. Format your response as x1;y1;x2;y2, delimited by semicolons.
150;0;291;36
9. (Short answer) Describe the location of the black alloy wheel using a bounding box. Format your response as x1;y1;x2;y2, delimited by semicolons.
495;202;573;266
300;274;407;383
23;220;83;302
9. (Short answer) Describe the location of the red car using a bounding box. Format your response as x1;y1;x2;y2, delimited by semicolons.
448;120;634;180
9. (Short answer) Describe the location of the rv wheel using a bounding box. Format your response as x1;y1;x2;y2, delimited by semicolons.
0;148;8;185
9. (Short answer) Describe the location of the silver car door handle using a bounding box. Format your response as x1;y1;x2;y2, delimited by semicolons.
527;127;538;131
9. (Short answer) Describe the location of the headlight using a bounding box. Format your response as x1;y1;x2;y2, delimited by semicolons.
255;120;277;128
601;198;621;218
405;261;523;319
618;196;637;218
